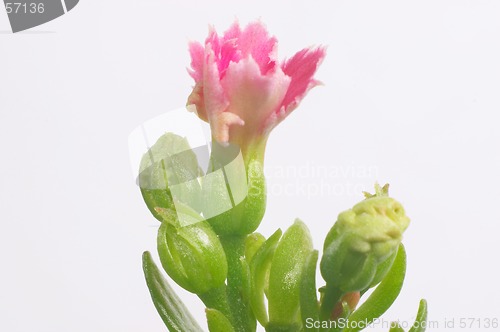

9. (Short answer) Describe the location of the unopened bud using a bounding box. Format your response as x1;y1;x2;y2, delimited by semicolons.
320;184;410;292
157;207;227;294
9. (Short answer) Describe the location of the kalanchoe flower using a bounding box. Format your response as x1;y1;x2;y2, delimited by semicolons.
187;21;326;159
320;184;410;293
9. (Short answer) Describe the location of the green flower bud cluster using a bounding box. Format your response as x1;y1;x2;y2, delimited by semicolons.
320;184;410;293
138;132;425;332
138;133;266;305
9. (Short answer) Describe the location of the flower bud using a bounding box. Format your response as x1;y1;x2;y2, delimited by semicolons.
157;209;227;295
320;184;410;293
138;133;203;223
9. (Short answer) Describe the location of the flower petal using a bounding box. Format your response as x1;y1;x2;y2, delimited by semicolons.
188;41;205;82
186;82;208;122
218;22;242;78
280;46;326;113
221;56;290;141
203;43;229;120
212;112;245;144
239;22;277;75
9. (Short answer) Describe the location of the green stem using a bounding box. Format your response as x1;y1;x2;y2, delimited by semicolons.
221;235;256;332
319;284;343;322
241;136;268;166
198;286;232;324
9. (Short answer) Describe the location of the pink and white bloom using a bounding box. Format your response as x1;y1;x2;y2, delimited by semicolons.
187;21;326;156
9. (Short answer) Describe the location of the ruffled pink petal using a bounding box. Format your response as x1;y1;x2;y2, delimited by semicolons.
205;27;221;59
280;46;326;113
216;22;242;78
222;21;241;42
188;41;205;82
238;22;277;75
203;43;229;120
220;56;290;141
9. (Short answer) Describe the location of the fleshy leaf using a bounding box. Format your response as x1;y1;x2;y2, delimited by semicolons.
245;232;266;263
249;229;282;326
268;220;314;329
408;300;428;332
142;251;203;332
300;250;320;331
344;244;407;332
206;308;236;332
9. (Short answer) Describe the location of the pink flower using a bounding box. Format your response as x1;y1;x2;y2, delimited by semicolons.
187;21;326;155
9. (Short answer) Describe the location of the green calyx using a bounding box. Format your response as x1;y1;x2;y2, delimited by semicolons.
204;140;267;236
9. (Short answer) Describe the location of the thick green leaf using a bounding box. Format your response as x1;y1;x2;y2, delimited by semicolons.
301;250;320;332
409;300;428;332
206;308;236;332
245;233;266;263
389;323;405;332
249;229;282;326
344;244;407;332
268;220;314;328
142;251;203;332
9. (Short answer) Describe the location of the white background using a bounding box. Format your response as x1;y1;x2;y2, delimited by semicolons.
1;0;499;331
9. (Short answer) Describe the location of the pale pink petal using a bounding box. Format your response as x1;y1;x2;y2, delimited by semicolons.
238;22;277;75
186;82;208;121
221;56;290;140
188;41;205;82
212;112;245;144
280;46;326;113
203;44;229;119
